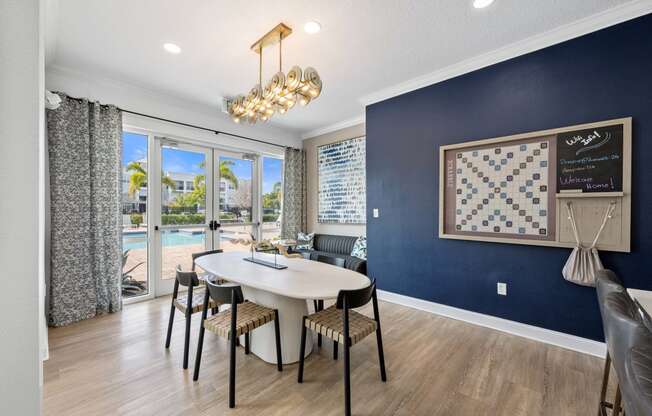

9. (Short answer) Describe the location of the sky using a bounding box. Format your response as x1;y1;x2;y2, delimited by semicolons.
123;132;282;193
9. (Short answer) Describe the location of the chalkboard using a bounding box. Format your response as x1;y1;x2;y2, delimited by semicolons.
557;124;623;193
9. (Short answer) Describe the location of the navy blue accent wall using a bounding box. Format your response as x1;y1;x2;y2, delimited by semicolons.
366;14;652;341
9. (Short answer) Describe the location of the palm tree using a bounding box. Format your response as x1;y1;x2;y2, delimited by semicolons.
220;160;239;189
126;161;176;198
196;159;239;189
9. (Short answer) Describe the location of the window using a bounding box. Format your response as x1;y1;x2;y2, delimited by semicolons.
262;156;283;240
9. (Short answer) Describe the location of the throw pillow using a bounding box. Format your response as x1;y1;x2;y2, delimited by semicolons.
351;236;367;260
295;232;315;250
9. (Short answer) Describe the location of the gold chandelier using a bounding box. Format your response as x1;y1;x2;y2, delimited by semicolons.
227;23;322;124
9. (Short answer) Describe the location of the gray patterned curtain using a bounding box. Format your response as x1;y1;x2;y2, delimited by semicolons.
281;148;307;239
47;93;122;326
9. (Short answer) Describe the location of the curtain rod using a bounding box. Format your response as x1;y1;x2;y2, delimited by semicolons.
50;92;297;150
119;108;298;151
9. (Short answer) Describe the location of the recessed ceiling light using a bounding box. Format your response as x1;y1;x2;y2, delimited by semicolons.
163;43;181;54
473;0;494;8
304;20;321;34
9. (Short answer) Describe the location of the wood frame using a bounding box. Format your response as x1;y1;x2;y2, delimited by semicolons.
438;117;632;252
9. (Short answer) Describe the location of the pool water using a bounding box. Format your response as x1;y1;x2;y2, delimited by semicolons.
123;231;205;251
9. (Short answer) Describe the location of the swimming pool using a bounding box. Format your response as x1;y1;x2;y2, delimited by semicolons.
123;231;205;251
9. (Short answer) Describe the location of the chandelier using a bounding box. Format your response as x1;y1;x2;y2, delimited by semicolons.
226;23;322;124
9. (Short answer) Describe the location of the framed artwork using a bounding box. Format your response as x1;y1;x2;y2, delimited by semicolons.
439;118;632;252
318;136;366;224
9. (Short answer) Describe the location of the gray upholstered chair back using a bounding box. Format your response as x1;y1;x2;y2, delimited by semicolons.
596;269;625;341
596;269;624;301
313;234;358;255
625;346;652;416
603;291;650;408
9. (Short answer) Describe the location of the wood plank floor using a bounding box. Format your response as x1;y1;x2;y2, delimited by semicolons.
43;297;612;416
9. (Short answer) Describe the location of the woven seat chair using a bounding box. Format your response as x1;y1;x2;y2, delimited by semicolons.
165;249;223;370
298;278;386;416
193;279;282;409
314;255;346;352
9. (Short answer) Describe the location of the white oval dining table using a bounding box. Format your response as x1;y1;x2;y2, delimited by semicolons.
195;251;370;364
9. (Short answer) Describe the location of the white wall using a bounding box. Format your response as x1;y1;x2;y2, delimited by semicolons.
45;65;303;152
0;0;43;414
303;123;366;237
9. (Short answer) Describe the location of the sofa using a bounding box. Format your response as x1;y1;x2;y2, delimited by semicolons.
292;234;366;275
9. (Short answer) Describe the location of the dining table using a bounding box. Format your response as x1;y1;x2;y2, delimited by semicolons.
195;251;371;364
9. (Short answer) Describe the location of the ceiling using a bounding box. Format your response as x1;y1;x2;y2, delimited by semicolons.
46;0;641;137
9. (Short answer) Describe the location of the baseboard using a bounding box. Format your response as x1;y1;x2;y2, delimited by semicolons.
377;289;606;358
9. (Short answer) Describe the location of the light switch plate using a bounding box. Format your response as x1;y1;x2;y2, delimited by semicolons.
373;208;379;218
497;282;507;296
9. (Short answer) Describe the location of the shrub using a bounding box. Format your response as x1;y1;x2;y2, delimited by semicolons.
161;213;206;225
220;212;236;221
263;213;278;223
130;213;144;228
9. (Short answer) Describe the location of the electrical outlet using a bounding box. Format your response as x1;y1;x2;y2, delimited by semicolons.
373;208;380;218
497;282;507;296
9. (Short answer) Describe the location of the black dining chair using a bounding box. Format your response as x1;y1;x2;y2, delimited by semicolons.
165;265;222;369
314;255;346;351
193;279;283;408
191;249;223;280
298;278;386;416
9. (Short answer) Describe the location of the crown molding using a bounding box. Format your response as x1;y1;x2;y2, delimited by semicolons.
360;0;652;106
300;115;365;140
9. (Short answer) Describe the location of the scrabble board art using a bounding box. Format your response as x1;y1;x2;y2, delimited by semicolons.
441;134;558;244
453;141;551;237
439;118;632;251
